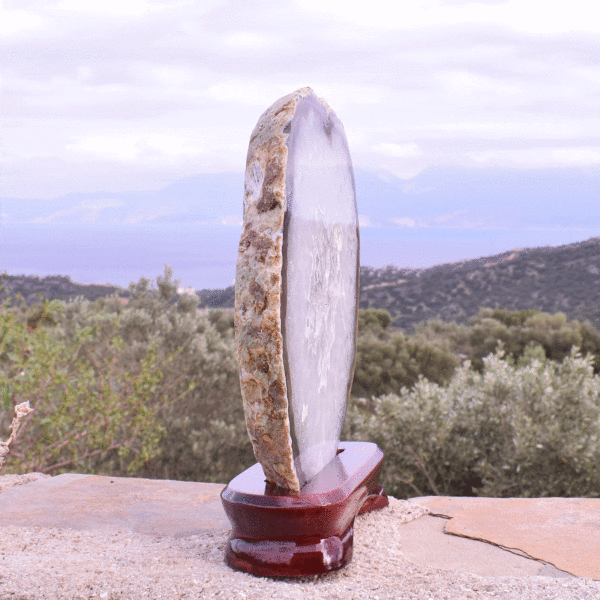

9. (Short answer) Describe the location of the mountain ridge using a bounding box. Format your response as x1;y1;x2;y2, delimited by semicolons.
3;236;600;332
359;236;600;330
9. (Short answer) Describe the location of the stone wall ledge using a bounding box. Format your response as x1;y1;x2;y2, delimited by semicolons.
0;473;598;599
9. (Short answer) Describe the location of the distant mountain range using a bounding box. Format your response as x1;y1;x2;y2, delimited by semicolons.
3;166;600;231
4;237;600;332
3;166;599;290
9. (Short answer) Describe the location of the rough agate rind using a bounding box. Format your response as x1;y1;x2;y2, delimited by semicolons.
235;87;358;492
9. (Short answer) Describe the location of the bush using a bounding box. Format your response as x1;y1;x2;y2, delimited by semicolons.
352;309;459;400
4;272;600;499
467;308;600;372
0;268;253;483
0;303;173;475
347;349;600;499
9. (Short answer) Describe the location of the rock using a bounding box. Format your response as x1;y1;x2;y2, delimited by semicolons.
416;495;600;580
0;472;51;493
235;88;359;491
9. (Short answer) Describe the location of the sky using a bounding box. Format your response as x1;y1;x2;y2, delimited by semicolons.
2;0;600;288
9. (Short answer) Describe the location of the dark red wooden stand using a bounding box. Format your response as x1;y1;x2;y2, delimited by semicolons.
220;441;388;578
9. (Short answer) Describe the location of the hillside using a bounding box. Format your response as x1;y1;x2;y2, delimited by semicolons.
3;236;600;332
360;236;600;331
198;237;600;331
0;274;126;305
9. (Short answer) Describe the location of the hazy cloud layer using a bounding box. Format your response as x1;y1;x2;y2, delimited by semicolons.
2;0;600;198
4;167;599;234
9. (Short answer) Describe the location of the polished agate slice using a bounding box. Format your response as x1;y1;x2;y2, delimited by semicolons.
235;88;359;492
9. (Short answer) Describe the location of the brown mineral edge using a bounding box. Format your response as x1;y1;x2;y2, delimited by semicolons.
235;87;329;493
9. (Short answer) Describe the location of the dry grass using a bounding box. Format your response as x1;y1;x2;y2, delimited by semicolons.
0;401;33;470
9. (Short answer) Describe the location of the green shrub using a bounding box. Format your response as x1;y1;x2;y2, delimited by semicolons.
0;268;253;483
352;309;459;400
357;308;392;330
0;303;173;474
467;308;600;372
4;271;600;500
347;349;600;499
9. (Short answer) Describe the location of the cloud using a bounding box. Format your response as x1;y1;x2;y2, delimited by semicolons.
388;211;484;229
218;215;243;226
391;217;416;227
54;0;156;18
468;146;600;168
1;0;600;198
435;70;525;107
67;135;141;162
66;130;212;162
299;0;600;35
435;210;467;225
220;31;281;52
123;206;178;223
0;8;45;37
374;143;424;159
32;199;123;223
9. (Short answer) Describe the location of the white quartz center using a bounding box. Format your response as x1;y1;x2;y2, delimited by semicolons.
283;97;359;486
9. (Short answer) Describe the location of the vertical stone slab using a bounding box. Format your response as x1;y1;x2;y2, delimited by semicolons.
235;87;359;492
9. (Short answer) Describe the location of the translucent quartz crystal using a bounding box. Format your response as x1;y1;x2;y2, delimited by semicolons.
283;97;359;486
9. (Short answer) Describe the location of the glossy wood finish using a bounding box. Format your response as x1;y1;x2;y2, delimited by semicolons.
220;441;388;577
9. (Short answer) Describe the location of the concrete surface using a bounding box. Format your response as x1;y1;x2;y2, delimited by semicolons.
0;473;598;581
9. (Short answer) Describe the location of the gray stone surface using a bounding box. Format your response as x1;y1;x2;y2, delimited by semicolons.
1;474;600;598
1;474;596;580
0;473;227;536
398;514;575;578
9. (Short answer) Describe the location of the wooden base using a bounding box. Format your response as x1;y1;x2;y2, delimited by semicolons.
220;441;388;578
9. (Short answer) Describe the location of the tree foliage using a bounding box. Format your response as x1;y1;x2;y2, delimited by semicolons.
352;309;459;400
0;267;251;482
467;308;600;372
2;269;600;498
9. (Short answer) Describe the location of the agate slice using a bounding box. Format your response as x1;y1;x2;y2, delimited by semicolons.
235;87;359;492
